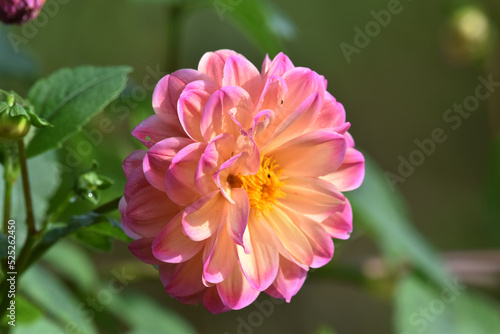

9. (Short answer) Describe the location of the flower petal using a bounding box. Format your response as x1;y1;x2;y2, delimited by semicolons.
182;192;226;241
321;197;353;240
226;188;250;249
200;86;254;141
264;207;314;267
269;130;347;178
132;114;186;148
279;177;345;222
152;211;204;263
266;256;307;302
153;69;211;119
164;252;206;297
282;207;334;268
124;168;180;237
223;54;262;102
310;92;346;130
165;142;206;206
143;137;193;191
236;217;279;291
322;148;365;192
178;80;218;141
262;91;323;152
198;49;238;85
128;238;162;265
203;222;237;284
262;52;295;78
195;133;236;196
123;150;146;177
204;286;231;314
217;264;260;310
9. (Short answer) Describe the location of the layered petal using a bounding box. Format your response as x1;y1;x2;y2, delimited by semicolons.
321;197;353;240
279;177;345;222
143;137;193;191
217;263;260;310
132;114;186;148
269;130;347;178
236;217;279;291
322;147;365;192
152;211;204;263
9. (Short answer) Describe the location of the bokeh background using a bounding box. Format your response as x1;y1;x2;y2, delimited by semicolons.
1;0;499;333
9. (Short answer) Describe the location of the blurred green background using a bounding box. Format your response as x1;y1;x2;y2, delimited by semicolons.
1;0;499;333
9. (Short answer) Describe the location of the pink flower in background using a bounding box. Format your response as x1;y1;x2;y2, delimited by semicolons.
120;50;365;313
0;0;46;24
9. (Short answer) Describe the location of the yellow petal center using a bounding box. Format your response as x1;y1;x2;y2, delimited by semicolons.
236;156;286;216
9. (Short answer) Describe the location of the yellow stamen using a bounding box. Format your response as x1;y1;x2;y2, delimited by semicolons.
231;156;286;216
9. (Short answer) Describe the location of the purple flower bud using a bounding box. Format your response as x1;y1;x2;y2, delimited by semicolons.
0;0;46;25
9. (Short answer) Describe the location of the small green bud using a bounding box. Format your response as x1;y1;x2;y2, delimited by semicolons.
0;89;50;141
75;161;114;205
0;108;31;141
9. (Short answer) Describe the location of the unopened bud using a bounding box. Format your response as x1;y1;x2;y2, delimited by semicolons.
0;0;46;24
0;89;50;141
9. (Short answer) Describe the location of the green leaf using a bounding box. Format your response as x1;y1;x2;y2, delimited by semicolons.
348;155;449;284
69;216;131;252
71;230;114;252
210;0;296;54
14;295;44;324
395;274;500;334
26;212;104;267
20;265;98;334
0;150;61;245
109;293;198;334
42;240;99;292
82;218;133;243
26;66;132;157
10;318;62;334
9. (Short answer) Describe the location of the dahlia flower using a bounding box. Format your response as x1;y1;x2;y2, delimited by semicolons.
0;0;46;24
120;50;364;313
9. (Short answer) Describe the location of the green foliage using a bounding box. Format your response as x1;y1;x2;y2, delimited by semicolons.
20;265;99;334
42;240;100;291
109;293;199;334
26;66;132;157
210;0;296;55
349;155;449;284
395;274;500;334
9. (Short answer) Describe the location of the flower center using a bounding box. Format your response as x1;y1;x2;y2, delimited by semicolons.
235;156;286;215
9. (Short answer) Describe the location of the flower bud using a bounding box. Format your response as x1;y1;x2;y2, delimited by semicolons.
75;162;114;205
0;0;47;25
0;110;30;141
0;89;50;141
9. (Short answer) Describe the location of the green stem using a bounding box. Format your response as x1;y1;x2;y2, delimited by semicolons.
2;167;12;233
17;140;35;235
165;5;183;73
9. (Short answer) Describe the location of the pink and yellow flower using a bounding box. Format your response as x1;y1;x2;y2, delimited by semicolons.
120;50;365;313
